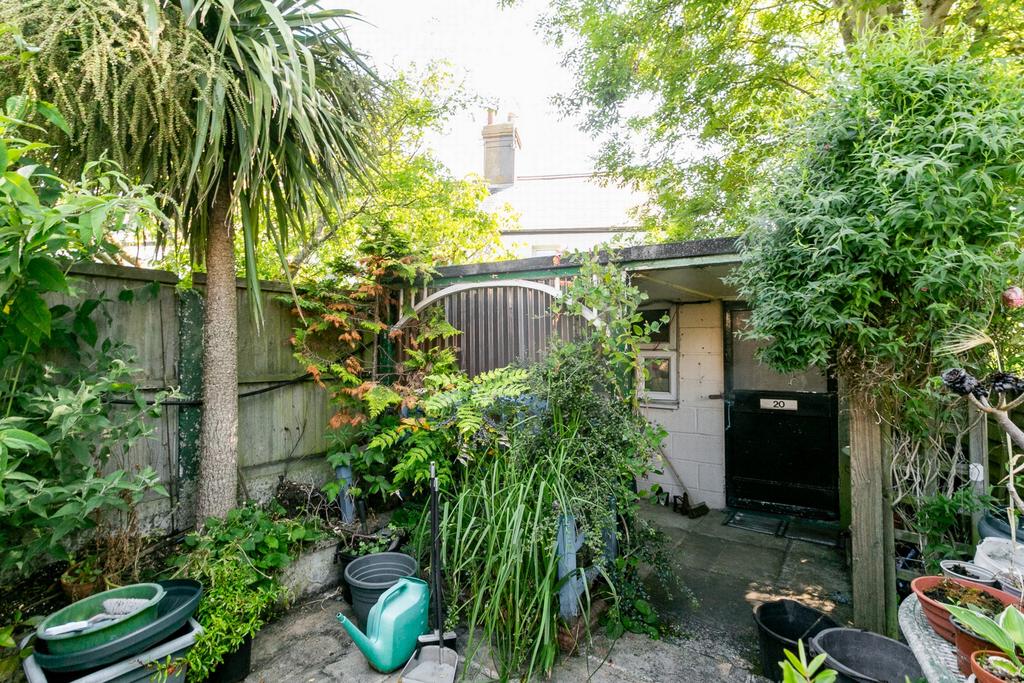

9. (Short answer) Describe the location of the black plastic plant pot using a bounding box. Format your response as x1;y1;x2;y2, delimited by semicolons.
753;599;839;683
344;552;418;629
810;628;924;683
208;635;253;683
978;510;1024;540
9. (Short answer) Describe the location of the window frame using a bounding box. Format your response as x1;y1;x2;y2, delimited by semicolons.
638;350;678;404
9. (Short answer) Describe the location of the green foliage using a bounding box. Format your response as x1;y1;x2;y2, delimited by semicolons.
0;610;40;680
176;503;323;576
179;556;285;682
439;304;667;679
947;603;1024;673
0;0;377;312
441;445;567;680
781;641;837;683
554;249;662;400
731;28;1024;392
527;0;1022;238
204;63;513;282
62;554;103;584
913;487;988;572
0;102;168;580
172;504;321;681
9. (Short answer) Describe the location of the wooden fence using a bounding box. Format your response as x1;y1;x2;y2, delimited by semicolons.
64;263;333;533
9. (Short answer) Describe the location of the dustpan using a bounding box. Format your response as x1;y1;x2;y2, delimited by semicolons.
399;462;458;683
398;644;458;682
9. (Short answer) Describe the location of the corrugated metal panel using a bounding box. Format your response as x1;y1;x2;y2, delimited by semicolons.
395;278;587;377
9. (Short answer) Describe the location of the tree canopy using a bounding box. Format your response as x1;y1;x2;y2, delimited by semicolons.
528;0;1024;239
730;27;1024;395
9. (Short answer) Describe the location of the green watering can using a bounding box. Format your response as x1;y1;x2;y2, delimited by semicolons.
337;577;429;673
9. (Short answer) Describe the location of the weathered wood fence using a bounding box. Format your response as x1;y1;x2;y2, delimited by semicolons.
64;263;333;533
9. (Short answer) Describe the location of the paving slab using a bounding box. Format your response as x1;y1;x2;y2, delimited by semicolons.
245;504;853;682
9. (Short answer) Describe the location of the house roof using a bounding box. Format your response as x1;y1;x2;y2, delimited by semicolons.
482;173;647;234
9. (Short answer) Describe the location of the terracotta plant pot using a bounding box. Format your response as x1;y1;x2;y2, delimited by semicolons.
972;649;1016;683
953;615;1000;676
60;569;102;602
911;576;1019;643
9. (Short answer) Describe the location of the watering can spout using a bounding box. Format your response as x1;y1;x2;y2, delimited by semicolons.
336;613;383;662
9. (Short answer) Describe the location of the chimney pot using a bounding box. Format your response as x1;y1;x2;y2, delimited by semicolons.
481;111;521;188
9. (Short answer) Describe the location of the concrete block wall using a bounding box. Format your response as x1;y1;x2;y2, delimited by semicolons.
641;301;727;509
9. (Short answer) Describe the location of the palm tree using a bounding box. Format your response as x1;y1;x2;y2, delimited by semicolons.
0;0;376;519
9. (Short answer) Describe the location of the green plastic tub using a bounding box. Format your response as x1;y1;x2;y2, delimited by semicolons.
36;584;165;655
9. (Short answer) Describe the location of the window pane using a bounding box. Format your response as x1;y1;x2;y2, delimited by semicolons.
730;310;827;392
644;356;673;394
641;308;672;344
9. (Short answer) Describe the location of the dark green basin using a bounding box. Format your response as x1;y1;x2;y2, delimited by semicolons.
36;583;164;655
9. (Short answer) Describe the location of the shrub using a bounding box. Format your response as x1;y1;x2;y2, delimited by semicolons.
0;98;168;579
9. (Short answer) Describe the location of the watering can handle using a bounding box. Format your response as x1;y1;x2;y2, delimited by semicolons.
378;580;406;610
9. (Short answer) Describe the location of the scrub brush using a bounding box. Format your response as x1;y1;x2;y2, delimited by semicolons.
44;598;151;636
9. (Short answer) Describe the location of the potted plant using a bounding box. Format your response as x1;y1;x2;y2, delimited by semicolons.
947;604;1024;682
179;553;284;682
911;576;1017;642
60;555;104;601
170;504;321;681
941;559;998;587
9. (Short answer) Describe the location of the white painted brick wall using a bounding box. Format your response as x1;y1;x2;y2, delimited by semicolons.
641;301;727;510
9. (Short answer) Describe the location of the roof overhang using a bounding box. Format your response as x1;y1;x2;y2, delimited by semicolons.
430;237;741;293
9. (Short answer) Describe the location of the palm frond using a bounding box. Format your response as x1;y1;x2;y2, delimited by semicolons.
936;323;997;357
0;0;378;319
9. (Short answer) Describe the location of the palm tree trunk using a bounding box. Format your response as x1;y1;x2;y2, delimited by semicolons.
196;181;239;522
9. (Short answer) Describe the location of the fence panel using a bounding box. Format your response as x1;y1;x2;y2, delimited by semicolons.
56;264;333;533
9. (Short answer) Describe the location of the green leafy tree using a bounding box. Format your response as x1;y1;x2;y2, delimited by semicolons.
522;0;1023;238
730;27;1024;631
0;0;377;519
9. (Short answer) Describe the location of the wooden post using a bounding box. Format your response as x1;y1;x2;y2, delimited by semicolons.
880;421;898;637
849;390;889;633
969;402;989;544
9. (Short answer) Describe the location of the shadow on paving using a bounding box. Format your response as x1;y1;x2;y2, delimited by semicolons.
243;505;852;682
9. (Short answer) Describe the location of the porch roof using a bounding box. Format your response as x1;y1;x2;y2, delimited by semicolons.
432;236;741;303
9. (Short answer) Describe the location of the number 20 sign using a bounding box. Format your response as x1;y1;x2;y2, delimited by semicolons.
759;398;798;411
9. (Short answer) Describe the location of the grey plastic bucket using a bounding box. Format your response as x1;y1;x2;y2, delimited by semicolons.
810;628;924;683
754;599;839;682
343;552;418;628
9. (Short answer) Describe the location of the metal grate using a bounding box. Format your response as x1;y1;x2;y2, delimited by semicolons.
725;510;786;536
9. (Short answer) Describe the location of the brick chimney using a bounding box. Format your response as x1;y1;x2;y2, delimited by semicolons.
481;110;521;188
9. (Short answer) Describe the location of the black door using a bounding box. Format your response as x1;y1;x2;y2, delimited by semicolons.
724;305;839;519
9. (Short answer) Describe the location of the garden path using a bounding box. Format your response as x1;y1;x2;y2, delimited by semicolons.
243;506;852;682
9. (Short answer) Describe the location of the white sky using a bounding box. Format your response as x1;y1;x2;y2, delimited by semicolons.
337;0;600;178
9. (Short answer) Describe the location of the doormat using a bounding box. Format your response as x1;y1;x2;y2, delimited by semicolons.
784;519;841;548
725;510;787;536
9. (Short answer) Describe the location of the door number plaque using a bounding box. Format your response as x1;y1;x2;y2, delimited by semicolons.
760;398;798;411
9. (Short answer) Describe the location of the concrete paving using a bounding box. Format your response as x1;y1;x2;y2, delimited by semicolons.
244;506;852;682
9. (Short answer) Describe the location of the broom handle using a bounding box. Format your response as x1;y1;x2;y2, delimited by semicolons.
430;462;443;652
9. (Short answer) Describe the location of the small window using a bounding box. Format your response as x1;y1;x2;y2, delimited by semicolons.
639;351;677;403
639;305;675;349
